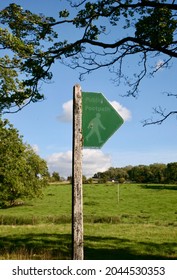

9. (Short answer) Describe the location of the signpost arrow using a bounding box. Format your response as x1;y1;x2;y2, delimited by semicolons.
82;92;124;148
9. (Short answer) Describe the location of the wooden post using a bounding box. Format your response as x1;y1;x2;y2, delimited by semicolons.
117;183;120;204
72;84;83;260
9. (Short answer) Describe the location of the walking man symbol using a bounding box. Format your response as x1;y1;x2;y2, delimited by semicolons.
86;113;106;144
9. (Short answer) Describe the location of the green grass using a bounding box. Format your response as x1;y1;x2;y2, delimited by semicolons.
0;184;72;219
0;183;177;259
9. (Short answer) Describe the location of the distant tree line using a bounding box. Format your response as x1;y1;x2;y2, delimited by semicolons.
93;163;177;184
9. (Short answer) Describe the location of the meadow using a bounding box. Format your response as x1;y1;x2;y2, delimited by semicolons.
0;183;177;260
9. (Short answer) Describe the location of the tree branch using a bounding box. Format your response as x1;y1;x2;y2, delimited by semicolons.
143;107;177;126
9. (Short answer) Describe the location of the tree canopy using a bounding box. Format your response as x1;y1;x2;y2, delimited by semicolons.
0;1;177;123
93;163;177;184
0;119;49;207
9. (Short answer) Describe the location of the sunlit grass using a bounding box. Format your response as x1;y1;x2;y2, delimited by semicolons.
0;183;177;259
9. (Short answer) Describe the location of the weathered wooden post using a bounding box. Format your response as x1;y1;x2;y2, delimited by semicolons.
72;84;84;260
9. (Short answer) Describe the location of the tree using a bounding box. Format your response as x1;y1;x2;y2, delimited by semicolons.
82;175;87;184
104;167;129;182
67;175;72;183
165;162;177;183
149;163;166;183
0;119;48;207
0;1;177;123
51;171;60;182
0;3;58;113
128;165;148;183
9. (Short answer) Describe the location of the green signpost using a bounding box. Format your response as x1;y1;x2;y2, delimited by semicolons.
72;87;124;260
82;92;124;148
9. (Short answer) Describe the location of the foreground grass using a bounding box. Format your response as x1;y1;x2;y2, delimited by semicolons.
0;183;177;259
0;223;176;260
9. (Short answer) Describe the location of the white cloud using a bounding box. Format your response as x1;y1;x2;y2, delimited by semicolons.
47;151;72;178
109;101;131;121
57;100;73;122
83;149;111;177
155;59;165;71
58;99;131;123
31;144;40;154
46;149;111;178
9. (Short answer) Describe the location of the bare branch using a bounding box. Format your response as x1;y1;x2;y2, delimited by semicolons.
67;0;87;8
164;91;177;98
1;0;177;119
143;107;177;126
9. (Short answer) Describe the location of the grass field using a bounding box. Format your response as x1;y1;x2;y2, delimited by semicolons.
0;183;177;259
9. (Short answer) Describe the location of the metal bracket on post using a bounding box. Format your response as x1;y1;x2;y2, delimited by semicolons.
72;84;83;260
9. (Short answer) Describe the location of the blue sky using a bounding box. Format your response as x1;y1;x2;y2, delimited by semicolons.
1;0;177;178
